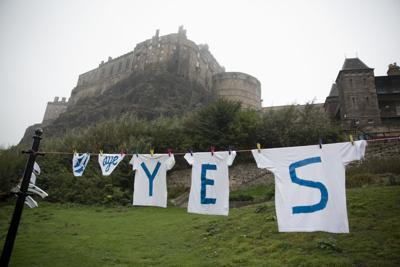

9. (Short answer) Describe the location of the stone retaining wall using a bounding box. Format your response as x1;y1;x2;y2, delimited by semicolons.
167;140;399;190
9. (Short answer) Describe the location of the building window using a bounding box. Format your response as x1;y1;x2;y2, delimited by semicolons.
352;97;356;106
368;119;374;124
365;96;369;103
363;78;366;86
396;104;400;116
109;65;114;75
126;59;130;69
118;62;122;72
350;79;353;87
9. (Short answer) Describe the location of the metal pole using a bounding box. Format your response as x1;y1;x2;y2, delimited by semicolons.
0;128;43;267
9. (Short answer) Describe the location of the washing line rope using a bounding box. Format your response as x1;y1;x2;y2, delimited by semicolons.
32;136;400;156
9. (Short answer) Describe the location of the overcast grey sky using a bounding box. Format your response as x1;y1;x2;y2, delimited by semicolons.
0;0;399;147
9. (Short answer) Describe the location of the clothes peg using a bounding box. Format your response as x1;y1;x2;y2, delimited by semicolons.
188;149;193;156
211;146;215;156
120;149;126;156
99;150;103;155
167;148;172;157
73;149;77;155
135;151;139;157
256;143;261;153
318;138;323;149
228;146;232;155
150;148;154;157
349;135;354;145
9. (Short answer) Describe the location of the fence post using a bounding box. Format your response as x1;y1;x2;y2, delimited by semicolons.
0;128;44;267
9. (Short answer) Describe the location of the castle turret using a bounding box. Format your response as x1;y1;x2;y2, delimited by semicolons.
212;72;261;110
324;83;340;120
42;96;68;126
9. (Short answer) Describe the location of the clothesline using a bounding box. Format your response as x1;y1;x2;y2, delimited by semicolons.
35;136;400;156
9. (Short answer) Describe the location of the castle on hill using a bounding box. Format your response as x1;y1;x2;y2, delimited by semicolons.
42;26;261;126
42;27;400;133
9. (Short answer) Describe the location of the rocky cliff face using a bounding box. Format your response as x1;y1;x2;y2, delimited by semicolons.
21;68;214;143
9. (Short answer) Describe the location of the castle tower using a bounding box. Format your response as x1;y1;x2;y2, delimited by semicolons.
212;72;261;110
336;58;381;129
42;96;68;126
324;83;340;120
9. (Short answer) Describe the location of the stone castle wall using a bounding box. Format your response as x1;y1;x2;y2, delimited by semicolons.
337;69;381;129
69;27;225;105
43;27;263;123
42;97;68;125
213;72;261;109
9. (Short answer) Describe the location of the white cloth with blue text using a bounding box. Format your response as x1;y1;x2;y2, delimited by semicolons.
252;140;367;233
72;153;90;177
98;153;125;176
130;154;175;208
185;151;236;216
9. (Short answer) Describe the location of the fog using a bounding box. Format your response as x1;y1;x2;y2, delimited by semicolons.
0;0;399;146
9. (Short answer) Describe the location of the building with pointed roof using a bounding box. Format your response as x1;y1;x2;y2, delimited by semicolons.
325;58;400;131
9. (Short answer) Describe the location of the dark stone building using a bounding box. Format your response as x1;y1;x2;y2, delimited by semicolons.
324;58;400;131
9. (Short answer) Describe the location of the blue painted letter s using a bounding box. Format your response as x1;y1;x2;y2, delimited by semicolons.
289;157;328;214
200;164;217;204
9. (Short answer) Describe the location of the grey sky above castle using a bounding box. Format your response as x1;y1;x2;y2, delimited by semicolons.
0;0;399;147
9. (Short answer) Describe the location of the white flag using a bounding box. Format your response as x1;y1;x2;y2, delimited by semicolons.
72;153;90;177
30;173;37;185
98;153;125;176
33;162;41;176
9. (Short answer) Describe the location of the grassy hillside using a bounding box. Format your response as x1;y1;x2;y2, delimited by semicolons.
30;69;213;142
1;185;399;266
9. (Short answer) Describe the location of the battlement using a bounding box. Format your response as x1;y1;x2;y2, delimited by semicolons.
51;96;68;103
42;96;68;125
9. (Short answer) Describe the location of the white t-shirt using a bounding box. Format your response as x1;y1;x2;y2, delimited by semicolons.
98;154;125;176
252;140;367;233
184;151;236;216
130;154;175;208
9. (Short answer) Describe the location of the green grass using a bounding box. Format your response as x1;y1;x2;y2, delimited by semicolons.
230;185;274;202
1;186;400;266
